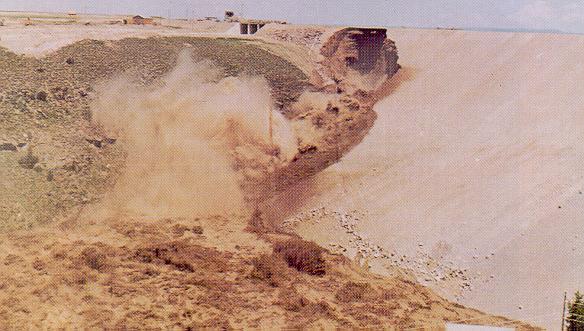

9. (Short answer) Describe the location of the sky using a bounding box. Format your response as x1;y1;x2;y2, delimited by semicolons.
0;0;583;33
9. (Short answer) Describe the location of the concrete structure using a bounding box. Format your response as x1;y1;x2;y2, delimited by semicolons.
239;19;285;34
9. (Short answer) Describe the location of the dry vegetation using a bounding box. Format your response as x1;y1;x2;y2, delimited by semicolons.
0;214;540;329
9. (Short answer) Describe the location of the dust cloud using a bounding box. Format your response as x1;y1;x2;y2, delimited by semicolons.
91;51;299;218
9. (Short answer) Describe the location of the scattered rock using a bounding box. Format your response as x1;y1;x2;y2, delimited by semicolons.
66;57;75;65
298;144;317;154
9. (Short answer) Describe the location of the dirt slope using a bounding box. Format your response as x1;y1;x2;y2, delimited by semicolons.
0;26;542;329
0;208;540;329
274;28;584;329
0;36;308;231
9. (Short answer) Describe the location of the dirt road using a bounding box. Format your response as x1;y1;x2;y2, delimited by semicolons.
281;28;584;329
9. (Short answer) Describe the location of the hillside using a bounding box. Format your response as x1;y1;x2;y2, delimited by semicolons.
0;20;546;329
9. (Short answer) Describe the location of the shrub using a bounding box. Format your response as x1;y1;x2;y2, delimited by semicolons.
0;143;17;151
273;238;326;276
35;91;48;101
18;150;39;169
79;247;107;272
335;281;373;303
191;225;204;234
276;287;310;312
250;254;290;287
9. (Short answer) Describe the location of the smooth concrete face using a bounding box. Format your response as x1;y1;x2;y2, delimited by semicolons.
281;28;584;329
446;324;514;331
